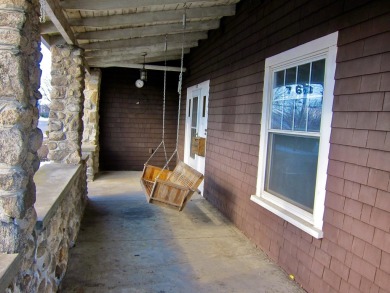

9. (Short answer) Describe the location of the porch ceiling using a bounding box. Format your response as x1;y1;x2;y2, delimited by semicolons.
40;0;242;71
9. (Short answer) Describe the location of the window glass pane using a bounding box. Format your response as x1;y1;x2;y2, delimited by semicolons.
308;59;325;132
270;60;325;133
190;128;196;158
271;100;283;129
272;70;285;130
274;70;285;87
191;97;198;127
285;67;296;85
202;96;206;117
282;99;294;130
308;97;322;132
266;134;319;212
311;59;325;85
293;98;307;131
297;63;310;85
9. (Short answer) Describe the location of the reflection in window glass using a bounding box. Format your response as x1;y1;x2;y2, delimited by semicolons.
192;97;198;127
285;67;296;85
282;99;294;130
297;63;310;85
271;59;325;133
311;59;325;85
190;97;198;159
274;70;285;88
266;133;319;212
294;98;307;131
190;128;197;159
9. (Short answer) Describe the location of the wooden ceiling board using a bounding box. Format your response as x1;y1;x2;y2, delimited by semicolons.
41;0;242;68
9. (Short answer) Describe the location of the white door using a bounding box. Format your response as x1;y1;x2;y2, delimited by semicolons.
184;80;209;194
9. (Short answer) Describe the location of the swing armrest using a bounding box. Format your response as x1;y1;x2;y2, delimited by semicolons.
155;179;195;193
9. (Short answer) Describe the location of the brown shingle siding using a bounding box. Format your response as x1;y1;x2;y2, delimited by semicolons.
100;68;178;170
181;0;390;292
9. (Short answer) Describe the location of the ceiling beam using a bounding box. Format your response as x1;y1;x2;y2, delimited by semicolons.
40;21;58;34
76;20;219;40
61;0;227;11
85;42;195;58
87;54;183;65
85;48;189;59
43;0;77;45
89;63;186;73
80;31;207;50
69;5;235;28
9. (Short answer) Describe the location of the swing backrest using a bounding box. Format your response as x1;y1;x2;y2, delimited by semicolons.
168;161;204;190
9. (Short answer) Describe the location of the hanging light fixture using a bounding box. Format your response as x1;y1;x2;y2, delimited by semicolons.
135;53;147;88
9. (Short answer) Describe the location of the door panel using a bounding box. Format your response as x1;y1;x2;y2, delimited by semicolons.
185;81;209;194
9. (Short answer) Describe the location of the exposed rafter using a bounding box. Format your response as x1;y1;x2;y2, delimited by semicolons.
39;21;58;34
61;0;232;11
44;0;77;45
76;20;219;41
87;54;183;65
40;0;242;69
85;48;189;61
85;47;191;59
87;63;186;72
68;6;235;27
80;32;207;50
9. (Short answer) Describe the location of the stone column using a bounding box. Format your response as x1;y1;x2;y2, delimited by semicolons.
0;0;42;290
82;69;101;181
48;45;85;164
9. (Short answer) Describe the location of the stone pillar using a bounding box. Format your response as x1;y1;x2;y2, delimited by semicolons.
0;0;42;290
82;69;101;181
48;45;85;164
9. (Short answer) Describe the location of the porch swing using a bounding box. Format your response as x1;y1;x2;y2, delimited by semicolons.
140;13;204;211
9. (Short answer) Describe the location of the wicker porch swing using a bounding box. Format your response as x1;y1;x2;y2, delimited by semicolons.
140;13;204;211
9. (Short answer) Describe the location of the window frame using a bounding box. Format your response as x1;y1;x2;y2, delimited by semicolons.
251;32;338;239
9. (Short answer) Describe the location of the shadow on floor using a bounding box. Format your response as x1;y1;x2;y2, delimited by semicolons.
59;171;305;293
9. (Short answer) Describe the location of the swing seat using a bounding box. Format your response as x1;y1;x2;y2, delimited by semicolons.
140;161;204;211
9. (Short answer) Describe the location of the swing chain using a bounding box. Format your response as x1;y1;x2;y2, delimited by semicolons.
162;35;168;164
39;0;46;23
145;8;186;178
175;8;187;161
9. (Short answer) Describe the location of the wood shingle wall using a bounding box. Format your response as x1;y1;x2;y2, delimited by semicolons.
182;0;390;291
100;68;179;170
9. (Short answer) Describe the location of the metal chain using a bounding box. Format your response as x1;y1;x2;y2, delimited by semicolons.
146;36;169;167
146;8;186;172
162;35;168;164
39;0;46;23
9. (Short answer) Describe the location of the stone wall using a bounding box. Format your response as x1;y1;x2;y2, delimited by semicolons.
82;69;101;181
48;45;85;164
5;162;87;293
0;0;41;251
0;0;42;291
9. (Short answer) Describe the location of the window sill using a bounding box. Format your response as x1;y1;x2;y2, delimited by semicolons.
34;162;82;231
250;195;323;239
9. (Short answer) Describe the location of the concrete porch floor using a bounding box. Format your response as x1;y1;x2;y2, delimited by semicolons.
60;171;305;293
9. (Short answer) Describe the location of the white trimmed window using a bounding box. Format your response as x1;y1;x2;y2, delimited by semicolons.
251;32;338;238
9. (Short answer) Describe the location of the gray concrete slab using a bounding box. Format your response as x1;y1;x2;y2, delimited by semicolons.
60;171;305;293
0;253;22;293
34;163;82;230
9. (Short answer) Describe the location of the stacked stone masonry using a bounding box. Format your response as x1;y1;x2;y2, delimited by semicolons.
0;1;41;292
0;0;42;292
82;69;101;181
48;45;85;164
5;163;87;292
